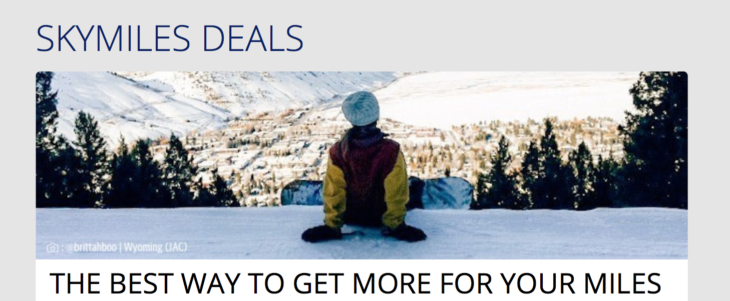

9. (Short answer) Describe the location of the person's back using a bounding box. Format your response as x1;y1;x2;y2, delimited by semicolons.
330;125;400;227
301;91;426;243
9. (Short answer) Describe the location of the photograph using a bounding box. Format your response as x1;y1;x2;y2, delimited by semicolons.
35;71;688;259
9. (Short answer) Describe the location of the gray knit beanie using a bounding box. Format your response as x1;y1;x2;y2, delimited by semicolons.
342;91;380;126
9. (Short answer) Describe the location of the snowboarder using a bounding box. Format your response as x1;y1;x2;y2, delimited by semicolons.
302;91;427;243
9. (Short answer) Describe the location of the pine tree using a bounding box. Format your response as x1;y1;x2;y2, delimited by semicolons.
472;174;491;209
194;168;235;207
534;119;573;209
131;139;165;207
593;154;619;208
557;161;577;209
475;173;495;209
619;72;688;208
36;72;72;207
195;178;215;207
162;133;197;207
106;136;137;208
568;142;595;210
212;169;235;207
534;119;559;208
36;72;59;150
56;137;82;206
519;140;540;209
72;111;110;207
480;136;523;209
36;71;55;206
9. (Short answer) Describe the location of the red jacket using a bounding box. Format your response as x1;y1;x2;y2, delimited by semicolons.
322;128;409;229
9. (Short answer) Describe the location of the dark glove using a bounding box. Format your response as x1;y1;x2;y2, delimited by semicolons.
302;225;342;243
382;223;427;242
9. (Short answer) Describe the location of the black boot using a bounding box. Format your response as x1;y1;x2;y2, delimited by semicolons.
302;225;342;243
382;223;426;242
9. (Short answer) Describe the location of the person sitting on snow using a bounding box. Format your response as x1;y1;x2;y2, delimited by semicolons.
301;91;427;243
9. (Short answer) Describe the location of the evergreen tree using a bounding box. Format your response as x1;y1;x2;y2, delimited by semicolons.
195;178;215;207
519;140;540;209
472;174;492;209
162;133;197;207
35;71;55;207
534;119;559;208
72;111;110;207
106;136;137;208
55;137;82;207
568;142;595;210
212;169;236;207
533;119;574;209
593;154;619;208
36;72;72;207
131;139;165;207
619;72;688;208
469;174;486;210
557;161;578;209
195;168;237;207
480;136;523;209
36;72;59;150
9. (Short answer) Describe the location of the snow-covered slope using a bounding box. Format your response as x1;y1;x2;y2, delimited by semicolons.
36;207;687;259
52;72;399;144
372;72;638;128
117;72;399;115
52;72;231;144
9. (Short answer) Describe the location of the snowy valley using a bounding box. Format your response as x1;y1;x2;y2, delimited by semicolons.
51;71;636;207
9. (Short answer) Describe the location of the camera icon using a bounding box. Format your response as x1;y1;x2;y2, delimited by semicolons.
46;242;60;253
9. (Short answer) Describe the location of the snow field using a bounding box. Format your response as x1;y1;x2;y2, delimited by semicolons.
37;207;686;259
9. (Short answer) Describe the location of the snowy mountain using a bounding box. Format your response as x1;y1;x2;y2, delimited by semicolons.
116;71;399;115
52;72;230;145
52;71;399;144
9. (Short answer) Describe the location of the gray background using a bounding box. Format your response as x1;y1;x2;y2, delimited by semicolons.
1;0;724;299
